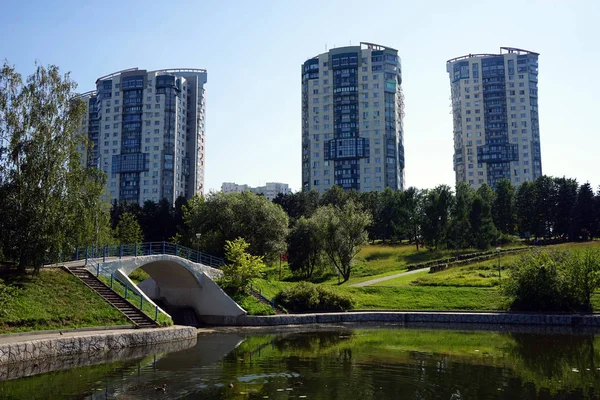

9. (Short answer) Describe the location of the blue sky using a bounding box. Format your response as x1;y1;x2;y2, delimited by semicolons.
1;0;598;192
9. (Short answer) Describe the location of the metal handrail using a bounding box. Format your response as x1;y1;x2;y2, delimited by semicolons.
60;241;225;269
87;258;165;322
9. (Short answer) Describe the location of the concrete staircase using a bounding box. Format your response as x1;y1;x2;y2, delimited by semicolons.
65;266;159;329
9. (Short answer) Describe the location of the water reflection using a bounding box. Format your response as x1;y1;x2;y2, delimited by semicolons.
1;327;600;399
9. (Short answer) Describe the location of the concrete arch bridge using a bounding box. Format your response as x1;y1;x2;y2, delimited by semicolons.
64;242;246;324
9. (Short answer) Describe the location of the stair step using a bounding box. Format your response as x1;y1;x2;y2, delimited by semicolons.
64;266;159;329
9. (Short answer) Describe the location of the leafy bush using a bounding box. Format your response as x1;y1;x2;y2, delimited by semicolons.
219;238;265;294
497;233;520;246
275;282;355;312
503;249;600;312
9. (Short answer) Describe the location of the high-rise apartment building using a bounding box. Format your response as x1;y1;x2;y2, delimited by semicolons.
78;68;207;205
301;42;405;193
447;47;541;189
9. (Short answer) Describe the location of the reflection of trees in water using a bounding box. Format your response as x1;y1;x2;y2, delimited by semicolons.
505;332;600;396
219;330;600;400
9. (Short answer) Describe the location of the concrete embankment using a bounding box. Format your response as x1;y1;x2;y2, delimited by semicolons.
0;336;196;381
200;311;600;327
0;326;196;366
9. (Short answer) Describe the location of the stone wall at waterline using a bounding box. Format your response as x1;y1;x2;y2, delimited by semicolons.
0;326;196;366
0;337;197;381
200;311;600;327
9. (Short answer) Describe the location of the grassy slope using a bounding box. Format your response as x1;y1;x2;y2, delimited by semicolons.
255;241;600;312
0;269;129;333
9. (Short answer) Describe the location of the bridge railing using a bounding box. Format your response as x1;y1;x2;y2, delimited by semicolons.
59;241;225;269
87;258;168;323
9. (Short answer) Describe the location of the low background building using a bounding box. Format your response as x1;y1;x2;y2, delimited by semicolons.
221;182;292;201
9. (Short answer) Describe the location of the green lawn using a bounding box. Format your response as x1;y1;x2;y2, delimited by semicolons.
253;241;600;313
253;277;505;311
0;269;129;333
383;241;600;289
350;244;481;277
344;286;506;311
262;243;503;286
230;293;276;316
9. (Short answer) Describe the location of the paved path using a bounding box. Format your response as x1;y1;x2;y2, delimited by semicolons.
350;267;430;287
0;327;153;345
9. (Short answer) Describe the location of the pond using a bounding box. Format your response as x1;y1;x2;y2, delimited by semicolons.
1;325;600;399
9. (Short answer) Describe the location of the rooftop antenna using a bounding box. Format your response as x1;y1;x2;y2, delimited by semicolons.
325;43;328;51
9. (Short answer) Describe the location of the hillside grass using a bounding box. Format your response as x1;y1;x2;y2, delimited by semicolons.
0;269;129;333
254;241;600;313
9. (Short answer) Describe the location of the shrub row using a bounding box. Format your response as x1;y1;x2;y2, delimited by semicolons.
503;249;600;312
274;282;355;312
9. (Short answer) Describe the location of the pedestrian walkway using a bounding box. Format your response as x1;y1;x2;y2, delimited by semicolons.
0;327;151;345
350;267;430;287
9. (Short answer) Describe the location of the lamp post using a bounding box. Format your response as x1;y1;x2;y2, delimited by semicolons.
496;247;501;285
195;233;201;262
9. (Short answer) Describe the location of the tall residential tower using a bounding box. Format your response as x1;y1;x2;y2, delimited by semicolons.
78;68;207;205
301;42;405;193
447;47;541;189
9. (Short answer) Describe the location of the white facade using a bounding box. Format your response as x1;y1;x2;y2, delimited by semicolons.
447;47;542;189
302;42;405;193
77;68;207;205
221;182;292;201
221;182;250;194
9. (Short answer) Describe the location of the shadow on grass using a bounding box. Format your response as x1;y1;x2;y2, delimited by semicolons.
0;268;35;288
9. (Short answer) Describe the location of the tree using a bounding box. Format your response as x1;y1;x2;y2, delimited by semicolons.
358;190;381;242
320;185;348;208
400;187;423;250
313;200;371;283
184;191;289;260
273;190;320;221
493;179;516;234
287;216;325;279
138;198;176;242
370;187;403;243
421;185;453;250
448;182;473;250
109;199;141;230
67;168;114;248
515;181;536;238
553;177;578;240
114;212;143;244
594;187;600;239
532;176;558;239
476;183;495;206
469;194;498;250
220;238;264;294
573;183;595;241
0;61;110;272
